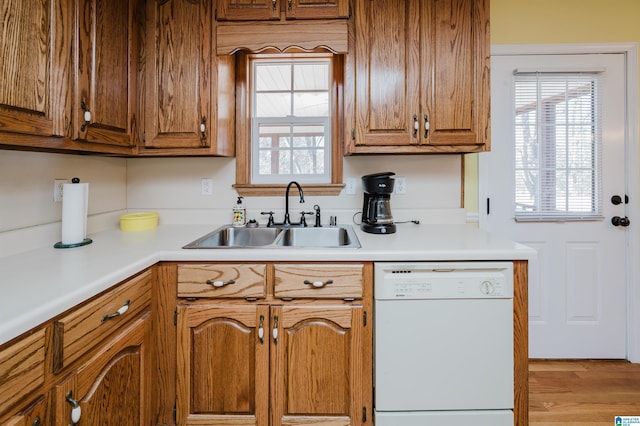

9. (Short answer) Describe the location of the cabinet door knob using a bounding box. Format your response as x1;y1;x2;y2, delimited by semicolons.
272;315;279;345
66;391;82;424
423;114;430;138
80;100;91;132
258;314;265;344
199;116;207;142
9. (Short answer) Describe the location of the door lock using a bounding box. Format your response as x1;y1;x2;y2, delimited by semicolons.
611;195;629;205
611;216;630;227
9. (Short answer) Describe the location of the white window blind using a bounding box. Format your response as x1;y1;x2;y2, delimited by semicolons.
513;71;602;221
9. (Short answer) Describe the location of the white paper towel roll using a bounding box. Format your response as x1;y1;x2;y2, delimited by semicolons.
61;182;89;245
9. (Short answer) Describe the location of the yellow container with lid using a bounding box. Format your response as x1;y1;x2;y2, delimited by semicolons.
119;212;158;232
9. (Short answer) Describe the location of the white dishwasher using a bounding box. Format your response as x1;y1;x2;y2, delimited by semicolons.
374;262;514;426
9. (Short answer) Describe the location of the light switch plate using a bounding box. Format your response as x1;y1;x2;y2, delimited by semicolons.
395;177;407;194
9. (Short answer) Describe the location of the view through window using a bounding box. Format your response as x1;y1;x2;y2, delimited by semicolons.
251;59;331;184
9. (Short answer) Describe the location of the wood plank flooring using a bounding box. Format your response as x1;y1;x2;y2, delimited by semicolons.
529;360;640;425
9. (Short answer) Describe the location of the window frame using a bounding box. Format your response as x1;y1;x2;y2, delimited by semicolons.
233;51;344;196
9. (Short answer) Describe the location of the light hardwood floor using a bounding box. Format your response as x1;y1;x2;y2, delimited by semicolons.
529;360;640;425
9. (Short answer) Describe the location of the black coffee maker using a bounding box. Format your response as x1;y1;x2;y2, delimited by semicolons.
361;172;396;234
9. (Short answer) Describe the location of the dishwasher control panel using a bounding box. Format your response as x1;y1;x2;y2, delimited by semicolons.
374;261;514;300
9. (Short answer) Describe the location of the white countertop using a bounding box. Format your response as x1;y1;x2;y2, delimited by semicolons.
0;223;535;345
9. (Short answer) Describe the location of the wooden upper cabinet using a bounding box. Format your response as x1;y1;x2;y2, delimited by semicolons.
0;0;70;138
347;0;490;154
217;0;280;20
73;0;138;148
143;0;234;155
216;0;349;21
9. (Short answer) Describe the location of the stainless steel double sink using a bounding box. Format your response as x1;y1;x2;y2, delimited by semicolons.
183;224;361;249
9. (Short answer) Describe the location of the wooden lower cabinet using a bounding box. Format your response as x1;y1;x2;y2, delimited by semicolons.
2;394;49;426
174;261;372;426
271;304;365;425
53;313;151;426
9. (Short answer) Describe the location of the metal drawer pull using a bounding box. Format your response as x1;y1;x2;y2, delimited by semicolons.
32;416;41;426
272;315;279;345
101;300;130;323
303;279;333;288
66;391;82;424
423;114;430;138
205;279;236;288
258;315;265;344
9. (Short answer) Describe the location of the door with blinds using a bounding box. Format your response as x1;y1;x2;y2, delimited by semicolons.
481;53;627;358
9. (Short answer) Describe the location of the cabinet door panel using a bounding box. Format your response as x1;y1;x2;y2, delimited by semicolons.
423;0;489;146
271;305;363;425
0;0;69;137
217;0;280;21
285;0;349;19
145;0;211;149
352;0;420;148
75;0;137;146
54;314;150;426
177;304;269;425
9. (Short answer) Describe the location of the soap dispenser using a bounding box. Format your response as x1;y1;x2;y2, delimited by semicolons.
232;196;246;227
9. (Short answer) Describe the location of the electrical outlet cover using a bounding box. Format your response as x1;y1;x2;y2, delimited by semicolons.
54;179;67;202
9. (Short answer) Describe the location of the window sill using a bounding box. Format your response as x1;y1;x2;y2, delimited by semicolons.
233;183;345;197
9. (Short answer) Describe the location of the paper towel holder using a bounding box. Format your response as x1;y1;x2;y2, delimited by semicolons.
54;177;93;249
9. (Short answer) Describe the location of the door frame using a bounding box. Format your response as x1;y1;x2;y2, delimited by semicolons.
480;43;640;362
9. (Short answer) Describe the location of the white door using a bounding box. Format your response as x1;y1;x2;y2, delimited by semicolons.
481;53;628;358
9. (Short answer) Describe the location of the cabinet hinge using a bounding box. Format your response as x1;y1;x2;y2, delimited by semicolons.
363;310;367;326
362;406;367;422
174;309;177;326
173;402;177;423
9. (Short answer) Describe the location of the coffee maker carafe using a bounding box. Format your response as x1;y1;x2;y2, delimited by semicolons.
361;172;396;234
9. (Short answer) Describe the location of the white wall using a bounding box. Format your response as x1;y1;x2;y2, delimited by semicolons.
0;150;463;255
0;149;127;255
126;155;463;226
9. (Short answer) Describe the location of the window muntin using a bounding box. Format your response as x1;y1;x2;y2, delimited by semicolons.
514;72;602;221
251;59;331;184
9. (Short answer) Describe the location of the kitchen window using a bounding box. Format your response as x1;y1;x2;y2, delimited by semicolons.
234;53;344;196
513;71;602;221
252;59;330;184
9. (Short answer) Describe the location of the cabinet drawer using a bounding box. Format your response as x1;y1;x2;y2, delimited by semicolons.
0;329;45;416
53;270;152;373
274;264;363;299
178;264;267;299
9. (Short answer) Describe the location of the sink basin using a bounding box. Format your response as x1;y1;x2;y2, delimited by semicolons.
183;225;360;249
275;227;361;248
183;226;281;248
